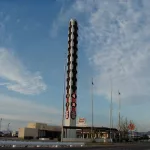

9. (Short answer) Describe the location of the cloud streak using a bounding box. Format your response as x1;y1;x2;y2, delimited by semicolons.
0;48;47;95
0;94;61;130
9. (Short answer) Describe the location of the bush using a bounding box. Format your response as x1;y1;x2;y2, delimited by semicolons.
92;139;96;143
143;134;149;140
24;136;33;140
57;136;61;142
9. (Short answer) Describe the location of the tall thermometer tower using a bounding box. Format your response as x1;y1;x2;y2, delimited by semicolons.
65;19;78;138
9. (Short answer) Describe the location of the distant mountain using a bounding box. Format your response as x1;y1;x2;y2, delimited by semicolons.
146;131;150;135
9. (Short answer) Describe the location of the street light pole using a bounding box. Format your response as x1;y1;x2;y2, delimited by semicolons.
91;78;94;139
118;91;121;142
109;76;113;142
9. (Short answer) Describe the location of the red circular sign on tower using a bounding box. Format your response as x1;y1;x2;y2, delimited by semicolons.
71;102;77;107
71;111;76;120
128;123;135;131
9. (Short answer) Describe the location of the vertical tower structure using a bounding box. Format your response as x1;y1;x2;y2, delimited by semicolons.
65;19;78;138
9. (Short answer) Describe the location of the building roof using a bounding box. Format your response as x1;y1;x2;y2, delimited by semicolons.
63;126;118;132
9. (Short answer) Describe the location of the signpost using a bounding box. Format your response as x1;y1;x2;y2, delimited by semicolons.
77;118;87;127
128;122;135;139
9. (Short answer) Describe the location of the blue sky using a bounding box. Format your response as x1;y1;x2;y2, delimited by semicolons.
0;0;150;132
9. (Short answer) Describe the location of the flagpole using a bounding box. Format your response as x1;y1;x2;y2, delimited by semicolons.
109;76;113;142
118;91;121;142
91;78;94;139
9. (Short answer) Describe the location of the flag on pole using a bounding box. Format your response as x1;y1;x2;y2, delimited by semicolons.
92;78;94;85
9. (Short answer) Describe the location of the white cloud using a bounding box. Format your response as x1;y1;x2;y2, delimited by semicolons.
74;0;150;105
0;13;46;95
0;94;61;130
0;48;47;95
52;0;150;131
52;0;150;105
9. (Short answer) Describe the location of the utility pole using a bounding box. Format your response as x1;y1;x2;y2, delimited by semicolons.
0;118;2;131
61;53;67;142
118;91;121;142
109;76;113;142
91;78;94;139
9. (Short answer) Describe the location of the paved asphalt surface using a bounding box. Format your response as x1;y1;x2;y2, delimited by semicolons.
1;143;150;150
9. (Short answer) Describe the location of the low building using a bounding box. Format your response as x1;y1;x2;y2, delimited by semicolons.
18;122;118;140
63;126;118;139
76;118;87;127
19;128;38;139
18;122;61;139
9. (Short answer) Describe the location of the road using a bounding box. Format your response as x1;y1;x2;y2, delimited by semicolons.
1;143;150;150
